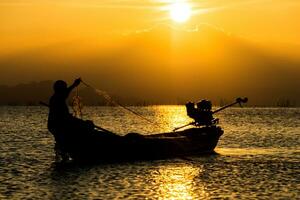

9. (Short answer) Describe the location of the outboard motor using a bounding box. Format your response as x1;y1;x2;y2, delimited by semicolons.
197;100;212;111
175;97;248;131
186;102;197;119
185;99;218;127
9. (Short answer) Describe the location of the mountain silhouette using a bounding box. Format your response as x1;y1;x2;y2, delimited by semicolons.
0;81;150;106
0;25;299;106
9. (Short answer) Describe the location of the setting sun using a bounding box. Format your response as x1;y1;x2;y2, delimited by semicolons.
170;2;191;23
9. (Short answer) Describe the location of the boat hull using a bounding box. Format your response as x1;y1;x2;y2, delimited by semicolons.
64;126;223;162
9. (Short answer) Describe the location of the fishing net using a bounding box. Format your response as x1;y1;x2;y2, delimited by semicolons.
93;88;158;125
81;81;165;129
72;88;83;118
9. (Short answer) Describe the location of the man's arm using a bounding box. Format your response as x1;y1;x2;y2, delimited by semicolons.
66;78;81;96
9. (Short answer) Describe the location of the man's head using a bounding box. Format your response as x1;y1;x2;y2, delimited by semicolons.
53;80;67;94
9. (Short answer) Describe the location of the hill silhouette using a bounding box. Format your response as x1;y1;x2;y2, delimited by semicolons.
0;79;297;107
0;81;53;105
0;81;151;106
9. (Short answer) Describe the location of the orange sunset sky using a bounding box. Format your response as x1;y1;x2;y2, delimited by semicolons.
0;0;299;105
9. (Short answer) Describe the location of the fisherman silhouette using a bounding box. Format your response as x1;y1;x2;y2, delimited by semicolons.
47;78;94;161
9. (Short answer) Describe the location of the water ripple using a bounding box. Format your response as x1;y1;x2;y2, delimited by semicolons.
0;106;299;199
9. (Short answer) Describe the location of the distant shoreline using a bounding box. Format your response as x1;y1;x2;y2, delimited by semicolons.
0;80;298;107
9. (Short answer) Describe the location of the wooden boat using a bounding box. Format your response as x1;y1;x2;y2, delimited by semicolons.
64;126;223;163
49;97;247;163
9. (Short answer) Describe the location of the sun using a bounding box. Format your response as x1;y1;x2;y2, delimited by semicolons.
169;2;191;23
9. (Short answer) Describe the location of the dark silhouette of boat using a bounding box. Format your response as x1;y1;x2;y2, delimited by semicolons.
64;126;223;163
44;93;247;163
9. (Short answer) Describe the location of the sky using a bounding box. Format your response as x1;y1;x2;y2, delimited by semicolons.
0;0;299;105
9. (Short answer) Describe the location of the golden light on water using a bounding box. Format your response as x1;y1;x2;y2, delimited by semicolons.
151;165;209;199
150;106;190;133
169;2;192;23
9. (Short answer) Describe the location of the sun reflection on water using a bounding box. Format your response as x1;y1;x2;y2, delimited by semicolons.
150;164;209;199
150;105;190;133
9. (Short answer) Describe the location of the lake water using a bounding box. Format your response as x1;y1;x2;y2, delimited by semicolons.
0;106;299;199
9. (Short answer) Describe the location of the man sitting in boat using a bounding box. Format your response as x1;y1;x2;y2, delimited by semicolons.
47;78;94;161
186;100;218;126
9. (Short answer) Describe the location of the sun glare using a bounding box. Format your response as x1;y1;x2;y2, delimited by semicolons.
170;2;191;23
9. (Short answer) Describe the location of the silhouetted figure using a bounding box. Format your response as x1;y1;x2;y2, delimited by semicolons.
186;99;218;126
48;79;80;125
47;79;123;161
47;78;96;161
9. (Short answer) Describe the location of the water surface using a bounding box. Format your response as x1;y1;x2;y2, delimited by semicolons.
0;106;299;199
